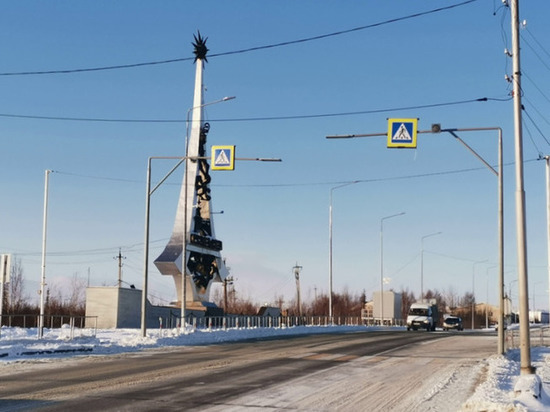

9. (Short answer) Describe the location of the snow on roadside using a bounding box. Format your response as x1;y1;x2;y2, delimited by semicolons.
0;324;373;362
2;325;550;411
461;347;550;411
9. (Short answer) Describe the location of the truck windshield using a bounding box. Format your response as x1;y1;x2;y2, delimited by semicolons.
409;308;428;316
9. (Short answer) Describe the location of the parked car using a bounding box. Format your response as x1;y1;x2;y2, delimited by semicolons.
443;316;463;331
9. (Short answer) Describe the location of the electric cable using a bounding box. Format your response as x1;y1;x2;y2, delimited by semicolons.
0;0;479;77
0;96;506;123
522;107;550;147
522;36;550;72
523;73;550;105
522;118;543;158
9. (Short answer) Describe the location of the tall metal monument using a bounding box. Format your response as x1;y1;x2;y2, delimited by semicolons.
154;32;228;310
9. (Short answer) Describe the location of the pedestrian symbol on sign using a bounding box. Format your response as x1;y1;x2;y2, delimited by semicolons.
387;118;418;148
393;124;412;141
215;149;230;165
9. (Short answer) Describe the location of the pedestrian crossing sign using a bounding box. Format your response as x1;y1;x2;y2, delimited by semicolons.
211;145;235;170
387;118;418;148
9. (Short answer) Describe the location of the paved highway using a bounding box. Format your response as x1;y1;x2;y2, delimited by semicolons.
0;330;496;411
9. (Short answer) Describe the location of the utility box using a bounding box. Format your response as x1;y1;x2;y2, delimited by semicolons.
85;286;143;328
372;291;402;322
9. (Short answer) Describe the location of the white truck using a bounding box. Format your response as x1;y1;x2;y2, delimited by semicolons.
406;301;439;331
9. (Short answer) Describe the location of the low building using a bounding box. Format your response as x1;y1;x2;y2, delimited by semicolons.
372;291;403;323
85;286;221;329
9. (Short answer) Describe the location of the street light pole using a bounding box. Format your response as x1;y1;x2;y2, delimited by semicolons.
327;126;504;351
380;212;405;325
142;156;186;337
293;263;303;319
545;156;550;328
420;232;442;302
509;278;518;315
328;182;358;321
443;127;504;352
141;151;277;337
39;169;52;338
486;265;497;329
472;259;488;330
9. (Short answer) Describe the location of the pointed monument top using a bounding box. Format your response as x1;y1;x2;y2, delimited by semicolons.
192;31;209;63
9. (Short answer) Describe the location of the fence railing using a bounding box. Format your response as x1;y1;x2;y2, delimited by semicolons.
1;313;380;340
506;325;550;349
158;315;367;331
361;317;406;327
0;314;98;339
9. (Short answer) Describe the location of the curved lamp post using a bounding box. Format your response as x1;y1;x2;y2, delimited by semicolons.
328;181;358;321
420;232;442;302
380;212;405;325
472;259;488;330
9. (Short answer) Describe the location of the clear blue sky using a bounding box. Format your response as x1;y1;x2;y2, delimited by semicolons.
2;1;550;311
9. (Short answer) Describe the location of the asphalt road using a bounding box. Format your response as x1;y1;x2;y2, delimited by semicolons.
0;330;496;411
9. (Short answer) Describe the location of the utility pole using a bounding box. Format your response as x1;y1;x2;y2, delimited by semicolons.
114;248;126;288
0;254;11;325
510;0;534;375
223;275;234;314
545;156;550;338
293;263;303;318
39;169;52;339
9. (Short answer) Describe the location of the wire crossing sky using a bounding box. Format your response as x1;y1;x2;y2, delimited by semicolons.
0;0;478;77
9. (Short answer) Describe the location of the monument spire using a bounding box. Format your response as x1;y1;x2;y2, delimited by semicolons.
154;32;227;312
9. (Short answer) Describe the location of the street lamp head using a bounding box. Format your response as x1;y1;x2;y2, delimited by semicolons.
381;211;406;222
422;231;442;242
222;96;236;102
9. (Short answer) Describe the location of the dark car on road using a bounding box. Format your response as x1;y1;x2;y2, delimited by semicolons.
443;316;463;331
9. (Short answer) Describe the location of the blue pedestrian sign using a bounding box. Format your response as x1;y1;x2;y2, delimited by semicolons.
387;118;418;148
211;145;235;170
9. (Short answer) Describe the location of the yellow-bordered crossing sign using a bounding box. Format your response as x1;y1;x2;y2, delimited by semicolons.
387;118;418;149
211;145;235;170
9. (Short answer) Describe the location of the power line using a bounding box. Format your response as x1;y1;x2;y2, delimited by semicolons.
0;96;506;123
522;107;550;147
522;36;550;72
523;72;550;105
11;238;167;258
217;160;535;188
0;0;479;77
523;27;550;61
523;95;550;127
210;98;502;123
207;0;479;59
55;170;142;184
52;158;538;189
522;118;543;157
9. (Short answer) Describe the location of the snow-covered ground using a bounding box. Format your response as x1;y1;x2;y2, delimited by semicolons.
0;324;549;411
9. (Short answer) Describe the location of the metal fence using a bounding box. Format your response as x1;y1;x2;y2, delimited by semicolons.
0;314;98;339
160;315;365;331
1;313;366;340
361;317;406;327
505;326;550;349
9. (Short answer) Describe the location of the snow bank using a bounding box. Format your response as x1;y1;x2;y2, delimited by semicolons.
2;325;550;411
462;347;550;411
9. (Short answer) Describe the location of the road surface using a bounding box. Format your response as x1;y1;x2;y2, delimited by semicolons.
0;330;496;411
